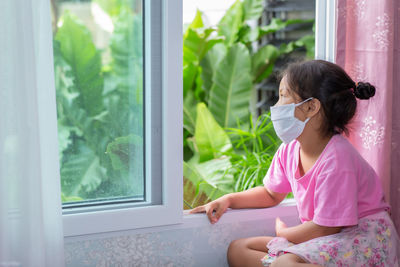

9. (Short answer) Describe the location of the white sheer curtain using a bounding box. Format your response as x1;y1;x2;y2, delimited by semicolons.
0;0;65;266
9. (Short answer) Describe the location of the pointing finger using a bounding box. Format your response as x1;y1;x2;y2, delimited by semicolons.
189;205;205;214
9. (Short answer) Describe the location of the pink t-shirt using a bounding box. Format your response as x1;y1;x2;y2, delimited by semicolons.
263;134;390;227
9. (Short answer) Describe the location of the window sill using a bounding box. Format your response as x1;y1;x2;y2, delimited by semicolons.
182;198;298;228
64;199;298;240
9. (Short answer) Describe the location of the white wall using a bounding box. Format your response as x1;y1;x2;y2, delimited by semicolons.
64;204;300;266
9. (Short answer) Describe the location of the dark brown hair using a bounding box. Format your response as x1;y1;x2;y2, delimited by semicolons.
282;60;375;136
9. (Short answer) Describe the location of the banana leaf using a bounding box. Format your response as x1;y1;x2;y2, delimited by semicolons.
252;45;280;83
243;0;264;21
61;140;107;197
184;28;224;63
209;43;252;128
200;43;227;102
185;9;205;33
55;12;104;116
194;103;232;162
183;90;197;135
218;0;243;46
183;157;234;209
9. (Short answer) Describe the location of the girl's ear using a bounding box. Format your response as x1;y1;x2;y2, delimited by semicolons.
307;98;321;117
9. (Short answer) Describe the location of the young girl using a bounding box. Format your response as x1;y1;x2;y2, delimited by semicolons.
190;60;400;266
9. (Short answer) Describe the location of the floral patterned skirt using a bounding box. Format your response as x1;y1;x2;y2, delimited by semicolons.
261;211;400;266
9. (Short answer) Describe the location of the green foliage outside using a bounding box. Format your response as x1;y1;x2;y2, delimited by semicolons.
53;0;144;202
183;0;314;209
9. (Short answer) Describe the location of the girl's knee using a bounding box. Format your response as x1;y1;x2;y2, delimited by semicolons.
227;237;273;267
227;237;256;256
227;239;245;264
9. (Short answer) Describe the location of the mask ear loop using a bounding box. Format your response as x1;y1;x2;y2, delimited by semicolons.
294;97;314;122
294;97;313;107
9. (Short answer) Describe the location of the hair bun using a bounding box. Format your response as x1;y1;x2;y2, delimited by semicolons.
354;82;376;100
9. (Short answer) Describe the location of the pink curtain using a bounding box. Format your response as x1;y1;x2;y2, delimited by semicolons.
336;0;399;230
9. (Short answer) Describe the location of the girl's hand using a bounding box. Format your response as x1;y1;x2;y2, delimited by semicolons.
189;195;231;224
275;217;288;236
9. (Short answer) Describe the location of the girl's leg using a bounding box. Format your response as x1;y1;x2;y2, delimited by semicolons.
227;236;274;267
270;253;322;267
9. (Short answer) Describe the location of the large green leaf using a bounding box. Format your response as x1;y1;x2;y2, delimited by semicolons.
57;87;102;150
243;0;264;21
184;28;224;62
54;33;110;200
53;42;76;162
183;87;197;135
183;53;199;97
299;34;315;59
61;140;107;197
105;134;144;196
282;34;315;59
106;134;143;171
106;10;143;138
54;61;113;172
193;157;235;193
183;158;234;209
110;10;143;72
217;0;243;46
200;43;227;102
183;27;223;98
187;9;204;30
195;103;232;162
237;25;260;44
183;176;208;209
56;12;104;116
209;43;252;128
194;66;205;101
109;10;143;99
252;45;280;83
183;44;198;65
57;122;74;162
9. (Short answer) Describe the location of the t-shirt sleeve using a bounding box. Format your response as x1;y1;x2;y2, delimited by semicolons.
263;145;292;193
313;170;358;227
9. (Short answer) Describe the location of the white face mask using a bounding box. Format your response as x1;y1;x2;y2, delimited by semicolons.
270;97;313;144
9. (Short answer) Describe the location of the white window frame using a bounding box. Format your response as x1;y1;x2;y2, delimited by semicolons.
315;0;337;62
58;0;336;237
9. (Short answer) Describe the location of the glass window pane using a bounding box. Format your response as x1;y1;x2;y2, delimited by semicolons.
51;0;144;207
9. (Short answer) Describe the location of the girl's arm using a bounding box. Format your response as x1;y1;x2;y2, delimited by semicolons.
228;186;287;209
190;186;287;223
275;218;343;244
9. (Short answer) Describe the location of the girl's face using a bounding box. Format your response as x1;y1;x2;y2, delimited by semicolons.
275;75;300;106
275;75;309;122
